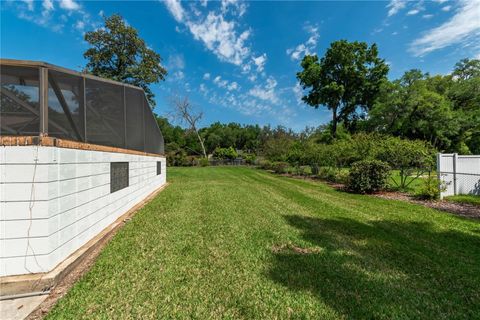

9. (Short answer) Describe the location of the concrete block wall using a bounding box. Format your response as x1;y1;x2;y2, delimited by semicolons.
0;145;166;277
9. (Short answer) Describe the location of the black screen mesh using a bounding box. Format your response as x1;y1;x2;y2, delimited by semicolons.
143;96;164;154
47;70;84;141
125;87;145;152
0;66;40;136
1;62;164;154
86;78;125;148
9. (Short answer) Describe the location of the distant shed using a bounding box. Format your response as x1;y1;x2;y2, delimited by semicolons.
0;59;167;279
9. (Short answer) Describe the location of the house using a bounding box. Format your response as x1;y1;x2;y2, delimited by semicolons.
0;59;166;286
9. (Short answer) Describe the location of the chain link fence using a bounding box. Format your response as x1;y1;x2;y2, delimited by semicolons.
437;153;480;198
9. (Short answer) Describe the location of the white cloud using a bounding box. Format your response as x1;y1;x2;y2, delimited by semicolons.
293;83;303;105
248;77;279;104
59;0;80;11
442;5;452;12
42;0;53;12
410;0;480;56
162;1;251;66
423;14;434;19
286;23;319;60
387;0;406;17
433;0;448;3
75;20;85;31
252;53;267;72
173;70;185;80
22;0;34;11
167;53;185;70
221;0;247;17
227;81;239;91
407;9;420;15
187;12;251;65
203;73;211;80
213;75;229;88
164;0;185;22
10;0;102;36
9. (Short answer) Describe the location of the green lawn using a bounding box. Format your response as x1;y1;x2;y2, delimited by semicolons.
388;170;427;193
445;195;480;207
47;167;480;319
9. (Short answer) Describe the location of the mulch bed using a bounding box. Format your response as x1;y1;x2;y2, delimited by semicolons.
373;191;480;219
276;172;480;219
324;181;480;219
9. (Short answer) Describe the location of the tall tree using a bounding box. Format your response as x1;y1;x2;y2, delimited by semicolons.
367;70;459;151
83;14;167;107
297;40;389;137
170;95;207;158
449;58;480;153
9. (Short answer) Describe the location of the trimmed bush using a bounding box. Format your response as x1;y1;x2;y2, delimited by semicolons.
272;162;289;174
258;160;273;170
415;173;445;200
213;146;238;160
347;160;390;194
244;153;257;165
318;166;338;182
298;165;312;177
199;158;209;167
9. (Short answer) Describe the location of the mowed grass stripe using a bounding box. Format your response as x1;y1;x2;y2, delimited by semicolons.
46;167;480;320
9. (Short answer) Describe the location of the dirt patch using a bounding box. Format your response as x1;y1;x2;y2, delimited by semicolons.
272;244;323;255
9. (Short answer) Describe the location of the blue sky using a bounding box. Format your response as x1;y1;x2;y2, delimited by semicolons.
1;0;479;130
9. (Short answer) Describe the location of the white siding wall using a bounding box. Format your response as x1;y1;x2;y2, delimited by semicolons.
0;146;166;277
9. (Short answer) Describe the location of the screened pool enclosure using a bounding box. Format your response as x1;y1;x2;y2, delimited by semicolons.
0;59;164;154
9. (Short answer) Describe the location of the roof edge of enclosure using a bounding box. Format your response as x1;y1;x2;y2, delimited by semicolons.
1;58;165;155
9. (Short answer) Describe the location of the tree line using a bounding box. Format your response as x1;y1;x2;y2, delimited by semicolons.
158;53;479;165
81;15;479;161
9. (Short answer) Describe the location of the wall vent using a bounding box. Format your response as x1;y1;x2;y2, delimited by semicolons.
111;162;129;193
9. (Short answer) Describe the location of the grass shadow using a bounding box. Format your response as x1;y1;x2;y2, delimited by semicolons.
268;214;480;319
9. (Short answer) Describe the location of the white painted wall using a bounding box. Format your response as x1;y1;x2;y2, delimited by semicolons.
438;153;480;198
0;146;166;277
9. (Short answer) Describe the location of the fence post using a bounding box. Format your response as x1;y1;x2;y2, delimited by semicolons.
437;153;443;199
453;153;458;196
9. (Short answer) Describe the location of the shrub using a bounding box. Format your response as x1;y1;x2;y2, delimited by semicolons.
311;164;319;176
258;160;273;170
318;166;338;182
244;153;256;165
285;166;296;175
415;173;445;200
299;165;312;177
213;146;238;160
199;158;209;167
347;160;391;194
377;137;435;190
271;162;289;174
335;169;350;184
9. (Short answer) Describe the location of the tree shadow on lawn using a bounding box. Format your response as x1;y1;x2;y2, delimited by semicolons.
268;215;480;319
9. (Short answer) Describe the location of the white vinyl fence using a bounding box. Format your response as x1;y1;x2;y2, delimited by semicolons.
437;153;480;199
